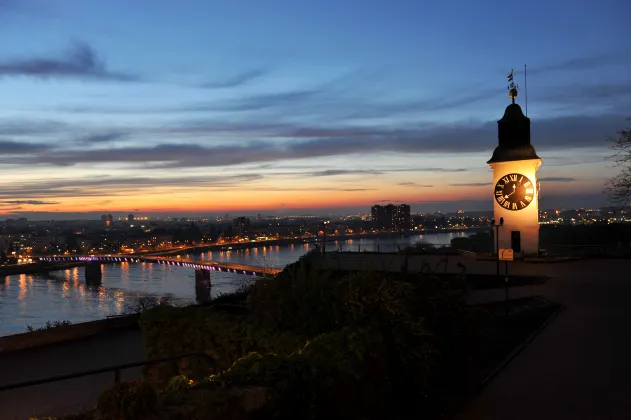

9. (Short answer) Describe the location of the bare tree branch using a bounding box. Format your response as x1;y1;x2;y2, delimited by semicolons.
605;116;631;206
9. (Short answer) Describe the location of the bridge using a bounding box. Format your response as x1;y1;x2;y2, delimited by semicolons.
35;255;281;303
35;255;281;277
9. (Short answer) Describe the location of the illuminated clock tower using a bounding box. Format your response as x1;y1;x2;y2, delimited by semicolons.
487;71;541;256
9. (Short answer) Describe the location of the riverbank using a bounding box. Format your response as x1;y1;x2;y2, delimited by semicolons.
0;261;87;277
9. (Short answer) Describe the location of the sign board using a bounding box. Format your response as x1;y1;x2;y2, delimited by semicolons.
499;248;514;261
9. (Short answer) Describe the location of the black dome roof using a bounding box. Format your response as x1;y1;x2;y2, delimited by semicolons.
487;103;540;164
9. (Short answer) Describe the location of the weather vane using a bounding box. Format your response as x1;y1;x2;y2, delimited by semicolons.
507;69;518;104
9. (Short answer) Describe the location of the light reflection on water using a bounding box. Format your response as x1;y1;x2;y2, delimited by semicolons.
0;233;468;336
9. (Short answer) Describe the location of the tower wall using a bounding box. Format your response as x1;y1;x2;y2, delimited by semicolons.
489;158;541;255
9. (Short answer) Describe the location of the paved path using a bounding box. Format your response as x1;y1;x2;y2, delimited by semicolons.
457;259;631;420
0;328;144;420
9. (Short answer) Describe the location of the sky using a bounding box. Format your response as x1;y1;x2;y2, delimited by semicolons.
0;0;630;219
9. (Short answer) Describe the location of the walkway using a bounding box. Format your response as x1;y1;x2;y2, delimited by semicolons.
0;328;144;419
456;259;631;420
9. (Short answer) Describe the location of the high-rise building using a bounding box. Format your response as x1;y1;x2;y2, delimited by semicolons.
101;214;113;227
232;217;251;237
127;214;135;223
371;204;411;230
395;204;411;230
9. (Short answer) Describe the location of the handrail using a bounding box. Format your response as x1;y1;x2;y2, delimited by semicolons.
0;352;214;392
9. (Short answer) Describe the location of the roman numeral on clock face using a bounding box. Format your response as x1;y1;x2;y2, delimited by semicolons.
494;173;534;211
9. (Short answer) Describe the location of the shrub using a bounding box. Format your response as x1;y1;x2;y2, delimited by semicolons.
96;380;157;420
123;294;175;315
26;320;72;332
29;413;94;420
141;262;475;418
165;374;194;393
139;305;304;387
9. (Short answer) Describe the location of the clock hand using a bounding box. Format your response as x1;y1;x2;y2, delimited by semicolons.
504;184;517;198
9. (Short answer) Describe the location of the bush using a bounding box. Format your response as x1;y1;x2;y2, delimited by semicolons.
26;320;72;332
96;380;157;420
123;294;175;315
29;413;94;420
141;262;475;418
140;305;304;387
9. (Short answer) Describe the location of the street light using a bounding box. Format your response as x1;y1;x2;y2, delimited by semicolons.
322;220;329;254
491;217;504;276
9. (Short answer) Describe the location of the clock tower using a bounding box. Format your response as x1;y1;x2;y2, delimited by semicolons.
487;71;541;256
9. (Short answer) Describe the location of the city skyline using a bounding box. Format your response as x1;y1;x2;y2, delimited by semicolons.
1;0;630;218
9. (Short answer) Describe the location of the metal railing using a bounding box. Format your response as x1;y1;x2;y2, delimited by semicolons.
0;352;214;392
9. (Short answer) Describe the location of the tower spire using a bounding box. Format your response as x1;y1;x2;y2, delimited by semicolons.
507;68;518;104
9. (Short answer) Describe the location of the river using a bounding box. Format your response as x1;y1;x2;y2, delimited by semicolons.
0;232;470;336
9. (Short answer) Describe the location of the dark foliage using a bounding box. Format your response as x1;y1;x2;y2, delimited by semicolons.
450;230;494;253
539;224;631;255
96;380;157;420
605;116;631;205
139;262;477;418
26;320;72;332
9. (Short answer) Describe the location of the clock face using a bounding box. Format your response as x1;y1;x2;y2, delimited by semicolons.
494;173;535;211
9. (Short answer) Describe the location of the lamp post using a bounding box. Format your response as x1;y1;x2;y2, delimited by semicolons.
491;217;504;276
322;220;329;254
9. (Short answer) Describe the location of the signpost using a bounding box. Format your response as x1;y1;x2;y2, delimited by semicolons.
499;248;513;316
499;249;514;261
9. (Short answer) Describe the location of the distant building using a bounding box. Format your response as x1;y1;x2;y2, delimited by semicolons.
127;214;135;223
232;217;251;237
101;214;113;227
396;204;411;230
371;204;411;230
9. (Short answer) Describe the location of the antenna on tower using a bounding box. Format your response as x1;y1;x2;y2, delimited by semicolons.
524;64;528;116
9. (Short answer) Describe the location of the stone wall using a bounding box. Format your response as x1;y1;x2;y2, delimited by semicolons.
0;314;140;355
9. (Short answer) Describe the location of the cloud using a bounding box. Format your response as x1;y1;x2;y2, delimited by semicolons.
539;177;576;182
233;186;374;192
0;200;59;205
74;131;127;144
6;110;624;169
449;182;490;187
0;42;138;81
398;182;433;187
537;81;631;107
0;119;67;136
0;174;265;200
200;68;267;89
306;169;383;177
179;70;371;114
528;53;631;75
0;139;53;154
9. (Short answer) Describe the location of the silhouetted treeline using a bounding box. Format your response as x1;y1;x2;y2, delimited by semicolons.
540;224;631;248
449;224;631;255
450;230;494;253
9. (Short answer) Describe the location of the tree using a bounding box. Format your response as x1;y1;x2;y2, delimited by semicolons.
605;117;631;206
